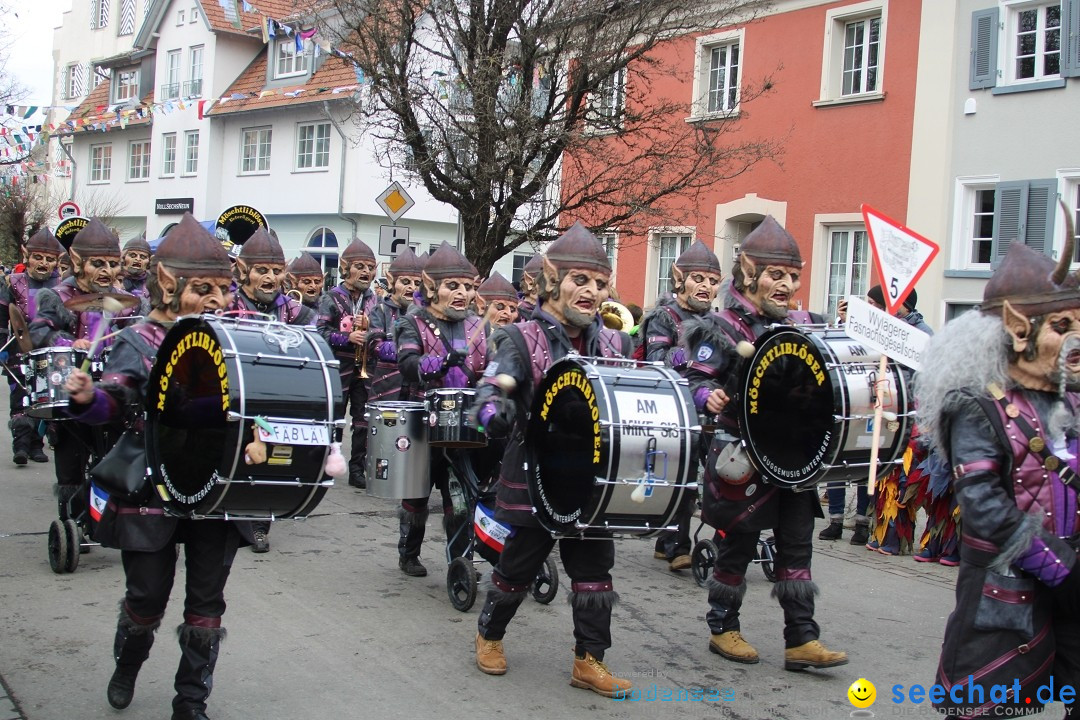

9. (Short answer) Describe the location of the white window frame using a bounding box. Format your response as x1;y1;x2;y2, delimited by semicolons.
176;9;185;25
999;0;1064;86
113;68;140;103
128;139;151;182
65;63;80;99
1056;169;1080;261
186;46;204;97
161;132;177;177
240;126;273;174
815;0;888;106
647;229;694;301
89;143;112;184
190;5;199;23
183;130;200;176
598;231;619;287
275;38;311;79
950;175;1000;270
823;224;871;321
97;0;110;28
690;28;744;119
306;227;340;285
295;121;331;171
162;49;181;99
587;67;626;133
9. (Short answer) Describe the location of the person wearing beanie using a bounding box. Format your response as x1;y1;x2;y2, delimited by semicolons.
284;253;326;309
63;212;254;720
475;271;519;332
393;241;490;577
316;237;380;489
0;227;63;465
30;218;140;525
472;222;634;697
366;247;423;407
121;235;153;299
639;240;723;571
681;215;848;671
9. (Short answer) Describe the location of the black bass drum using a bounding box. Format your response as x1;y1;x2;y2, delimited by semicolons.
738;327;911;489
146;315;344;519
525;357;699;537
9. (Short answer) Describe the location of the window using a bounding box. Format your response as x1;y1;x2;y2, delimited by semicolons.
511;254;531;286
588;68;625;131
186;46;203;97
128;140;151;181
183;130;199;175
161;133;177;176
118;0;135;35
1071;182;1080;261
296;122;331;170
598;232;618;285
91;0;110;29
176;9;185;25
817;2;887;104
65;63;83;100
240;127;272;174
656;233;693;298
969;187;997;264
946;303;979;322
92;67;106;88
825;227;870;321
114;68;140;103
307;228;340;286
90;144;112;183
992;179;1058;260
971;2;1080;90
190;6;199;23
691;31;743;117
275;39;311;79
162;49;181;99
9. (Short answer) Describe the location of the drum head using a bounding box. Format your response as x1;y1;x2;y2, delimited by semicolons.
739;328;835;488
146;318;232;509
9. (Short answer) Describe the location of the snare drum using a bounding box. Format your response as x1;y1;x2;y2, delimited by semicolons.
24;346;109;419
525;357;699;537
737;327;911;489
426;388;486;448
365;401;430;499
146;315;344;520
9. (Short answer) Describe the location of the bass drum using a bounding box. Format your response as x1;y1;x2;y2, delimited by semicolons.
146;316;344;519
738;327;911;489
525;357;699;538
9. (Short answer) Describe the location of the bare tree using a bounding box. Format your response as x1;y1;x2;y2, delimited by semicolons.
0;178;48;265
0;1;30;167
322;0;779;274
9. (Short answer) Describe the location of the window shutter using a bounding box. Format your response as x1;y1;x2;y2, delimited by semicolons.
100;0;110;27
74;63;87;98
1064;0;1080;77
90;0;98;29
992;181;1025;264
1023;180;1058;256
970;8;999;90
119;0;135;35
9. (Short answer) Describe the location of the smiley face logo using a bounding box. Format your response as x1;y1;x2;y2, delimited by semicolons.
847;678;876;709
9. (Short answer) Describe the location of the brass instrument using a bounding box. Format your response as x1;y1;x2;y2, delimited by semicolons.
354;313;371;379
285;289;303;303
599;300;634;332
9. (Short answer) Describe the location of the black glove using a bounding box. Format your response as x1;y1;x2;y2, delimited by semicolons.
445;349;466;368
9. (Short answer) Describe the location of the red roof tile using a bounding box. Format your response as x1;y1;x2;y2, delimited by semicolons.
209;47;361;115
55;80;154;135
199;0;299;37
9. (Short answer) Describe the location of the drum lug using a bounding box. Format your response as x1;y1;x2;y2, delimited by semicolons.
226;411;243;422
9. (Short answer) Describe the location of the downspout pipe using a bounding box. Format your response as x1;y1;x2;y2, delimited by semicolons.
323;102;357;239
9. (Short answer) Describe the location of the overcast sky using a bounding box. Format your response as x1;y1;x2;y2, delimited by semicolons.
7;1;68;108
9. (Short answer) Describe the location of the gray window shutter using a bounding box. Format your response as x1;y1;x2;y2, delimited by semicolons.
119;0;135;35
970;8;999;90
1023;180;1058;256
992;181;1025;264
90;0;98;29
1065;0;1080;77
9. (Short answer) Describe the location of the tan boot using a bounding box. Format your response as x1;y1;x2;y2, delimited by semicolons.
669;554;692;571
475;633;507;675
708;631;759;664
784;639;848;671
570;652;632;698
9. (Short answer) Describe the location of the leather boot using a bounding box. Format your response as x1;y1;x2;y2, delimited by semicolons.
784;639;848;671
107;608;159;709
475;633;507;675
849;522;870;546
708;630;759;664
570;652;632;698
817;520;843;540
173;623;224;719
398;506;428;575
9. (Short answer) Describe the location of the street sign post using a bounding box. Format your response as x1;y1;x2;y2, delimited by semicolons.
379;225;412;256
376;182;415;223
58;201;81;220
861;204;940;315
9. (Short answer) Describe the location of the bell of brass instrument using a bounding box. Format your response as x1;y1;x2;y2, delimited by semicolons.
599;300;634;331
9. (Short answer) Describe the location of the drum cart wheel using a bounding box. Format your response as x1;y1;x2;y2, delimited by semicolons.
531;556;559;604
47;519;69;574
691;538;717;588
447;557;478;612
758;536;777;583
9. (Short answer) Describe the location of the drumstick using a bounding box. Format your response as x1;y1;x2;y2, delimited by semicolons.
865;354;889;496
79;296;125;373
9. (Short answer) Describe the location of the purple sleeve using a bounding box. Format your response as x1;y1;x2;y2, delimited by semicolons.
693;386;711;412
330;331;349;347
1014;535;1072;587
66;388;120;425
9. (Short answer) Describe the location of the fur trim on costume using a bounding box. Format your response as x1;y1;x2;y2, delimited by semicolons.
990;513;1042;575
117;601;161;634
397;505;429;527
770;580;820;602
176;624;226;646
706;577;747;605
681;315;738;359
566;590;620;610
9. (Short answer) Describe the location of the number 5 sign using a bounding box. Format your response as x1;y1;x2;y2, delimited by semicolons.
861;204;940;315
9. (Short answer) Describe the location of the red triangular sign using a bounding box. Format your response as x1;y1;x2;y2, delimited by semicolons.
861;204;940;315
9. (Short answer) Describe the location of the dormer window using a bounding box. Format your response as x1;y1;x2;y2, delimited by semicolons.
275;38;311;79
114;68;140;103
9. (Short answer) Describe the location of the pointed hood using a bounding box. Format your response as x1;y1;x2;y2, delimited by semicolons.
740;216;803;267
544;222;611;272
25;227;63;256
286;252;323;277
675;240;721;275
155;213;233;278
341;237;376;263
521;253;544;279
477;271;517;302
388;247;424;277
237;227;285;264
424;241;474;280
69;218;121;258
123;235;152;256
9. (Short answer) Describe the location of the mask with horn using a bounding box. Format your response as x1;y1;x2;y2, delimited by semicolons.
982;200;1080;393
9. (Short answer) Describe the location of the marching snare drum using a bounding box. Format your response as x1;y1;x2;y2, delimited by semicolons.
24;346;109;419
737;327;911;490
365;401;431;499
426;387;486;448
525;357;700;537
146;315;344;520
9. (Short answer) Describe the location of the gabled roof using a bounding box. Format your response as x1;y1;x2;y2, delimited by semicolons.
55;80;154;135
136;0;299;48
208;48;360;116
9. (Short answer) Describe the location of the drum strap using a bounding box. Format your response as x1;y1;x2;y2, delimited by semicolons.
981;384;1080;492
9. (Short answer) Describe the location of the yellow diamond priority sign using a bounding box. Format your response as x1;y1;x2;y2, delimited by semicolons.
376;182;415;222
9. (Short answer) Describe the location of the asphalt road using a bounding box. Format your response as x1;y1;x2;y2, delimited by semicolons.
0;408;1007;720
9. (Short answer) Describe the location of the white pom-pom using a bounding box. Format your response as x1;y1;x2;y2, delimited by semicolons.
631;482;647;504
736;341;755;358
324;442;348;480
495;373;517;393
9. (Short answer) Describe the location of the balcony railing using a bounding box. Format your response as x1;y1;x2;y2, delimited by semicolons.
159;82;180;100
183;79;203;97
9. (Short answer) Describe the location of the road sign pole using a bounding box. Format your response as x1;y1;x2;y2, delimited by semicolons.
865;354;889;496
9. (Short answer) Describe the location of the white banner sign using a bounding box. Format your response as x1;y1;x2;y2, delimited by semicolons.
844;296;930;371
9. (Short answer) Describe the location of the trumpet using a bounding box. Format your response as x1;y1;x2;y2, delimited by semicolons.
353;313;371;379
